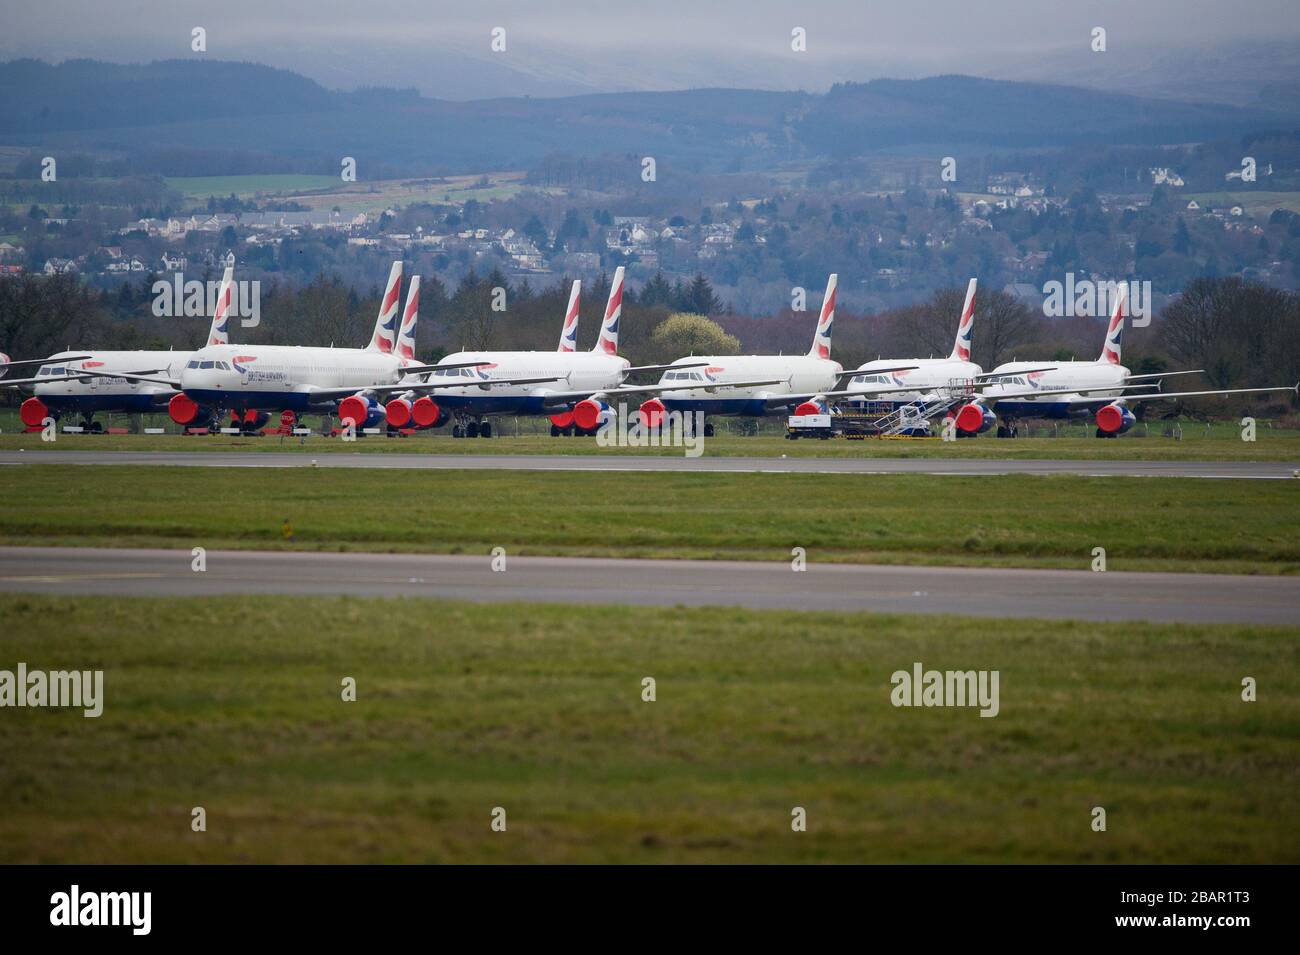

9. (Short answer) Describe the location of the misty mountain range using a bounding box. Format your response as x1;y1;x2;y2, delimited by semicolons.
1;57;1297;177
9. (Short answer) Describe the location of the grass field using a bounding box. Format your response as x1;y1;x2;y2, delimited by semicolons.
159;171;536;213
1183;190;1300;218
0;595;1293;863
3;425;1300;461
4;465;1298;574
163;175;342;198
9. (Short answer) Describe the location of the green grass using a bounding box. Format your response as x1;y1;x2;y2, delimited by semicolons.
163;175;342;198
1183;190;1300;218
3;465;1299;573
0;595;1293;863
2;423;1300;461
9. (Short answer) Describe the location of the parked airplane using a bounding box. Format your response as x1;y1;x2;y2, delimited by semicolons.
953;286;1288;436
408;267;730;438
842;279;982;410
2;266;237;432
626;275;922;434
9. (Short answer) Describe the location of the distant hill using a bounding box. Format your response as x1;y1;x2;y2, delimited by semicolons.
0;58;1295;176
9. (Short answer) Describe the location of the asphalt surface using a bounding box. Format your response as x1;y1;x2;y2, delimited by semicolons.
2;547;1296;624
1;450;1296;479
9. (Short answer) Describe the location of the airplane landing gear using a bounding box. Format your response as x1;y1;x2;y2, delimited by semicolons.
452;414;492;438
703;421;715;438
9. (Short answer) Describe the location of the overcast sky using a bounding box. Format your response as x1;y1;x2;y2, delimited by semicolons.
4;1;1298;98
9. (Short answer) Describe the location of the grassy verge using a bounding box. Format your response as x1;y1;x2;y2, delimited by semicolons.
0;595;1293;863
2;466;1298;574
2;420;1300;461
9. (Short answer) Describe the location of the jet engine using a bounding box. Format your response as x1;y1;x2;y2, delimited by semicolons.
1095;403;1135;437
954;402;996;435
337;394;385;430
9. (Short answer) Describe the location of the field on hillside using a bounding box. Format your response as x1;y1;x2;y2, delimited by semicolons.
161;171;536;213
3;465;1298;574
0;595;1293;864
163;174;341;198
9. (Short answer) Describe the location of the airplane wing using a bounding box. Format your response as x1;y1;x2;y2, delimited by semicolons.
528;378;790;408
1124;369;1203;382
397;360;491;376
621;361;710;375
2;371;104;388
4;368;175;388
1108;384;1298;405
49;369;180;388
972;383;1178;405
832;365;919;383
303;375;568;401
0;354;92;371
974;367;1055;381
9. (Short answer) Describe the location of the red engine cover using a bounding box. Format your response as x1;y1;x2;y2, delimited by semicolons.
168;393;201;425
955;403;985;433
639;398;666;428
385;398;412;428
1096;404;1124;433
337;395;368;427
412;397;440;428
794;401;822;417
19;397;48;428
572;399;602;431
549;411;574;429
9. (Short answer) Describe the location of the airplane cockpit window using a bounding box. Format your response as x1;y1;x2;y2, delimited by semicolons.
186;360;200;369
199;360;215;369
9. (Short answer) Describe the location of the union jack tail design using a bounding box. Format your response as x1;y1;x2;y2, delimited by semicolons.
367;261;403;353
207;266;235;346
1100;283;1126;365
948;278;977;362
593;267;624;355
808;273;836;359
558;280;580;352
397;275;420;361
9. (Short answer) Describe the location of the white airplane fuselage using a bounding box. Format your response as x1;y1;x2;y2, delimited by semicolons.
654;354;843;416
429;350;630;415
180;343;420;412
981;360;1130;418
845;357;984;406
27;350;193;416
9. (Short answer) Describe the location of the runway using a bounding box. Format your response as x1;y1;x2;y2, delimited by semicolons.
2;547;1296;624
1;450;1296;479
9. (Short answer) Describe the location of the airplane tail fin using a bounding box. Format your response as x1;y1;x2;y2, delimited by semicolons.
367;261;403;353
1100;283;1126;365
593;267;624;355
207;266;235;346
948;278;977;362
808;273;836;359
397;276;420;360
558;280;581;352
